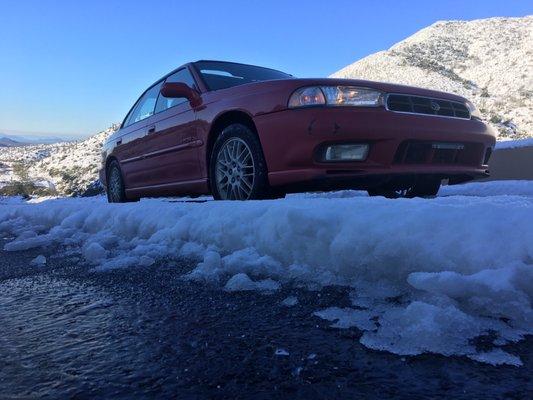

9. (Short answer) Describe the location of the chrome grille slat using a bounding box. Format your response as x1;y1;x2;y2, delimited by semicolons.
386;94;471;119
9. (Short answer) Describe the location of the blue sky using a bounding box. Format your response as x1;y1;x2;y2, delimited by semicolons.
0;0;531;138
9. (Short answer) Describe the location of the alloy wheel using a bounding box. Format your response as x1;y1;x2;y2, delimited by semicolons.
215;137;255;200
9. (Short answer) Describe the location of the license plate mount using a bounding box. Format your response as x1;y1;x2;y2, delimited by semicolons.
431;142;465;150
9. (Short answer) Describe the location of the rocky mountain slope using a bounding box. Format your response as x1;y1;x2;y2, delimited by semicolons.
332;16;532;138
0;126;116;196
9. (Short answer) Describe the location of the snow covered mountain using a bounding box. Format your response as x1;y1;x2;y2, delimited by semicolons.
0;126;116;196
332;16;533;139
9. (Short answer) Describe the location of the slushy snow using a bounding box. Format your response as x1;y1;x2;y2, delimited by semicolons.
1;181;532;365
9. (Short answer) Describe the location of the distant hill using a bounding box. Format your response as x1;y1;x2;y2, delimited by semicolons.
0;133;75;146
332;16;533;139
0;137;23;147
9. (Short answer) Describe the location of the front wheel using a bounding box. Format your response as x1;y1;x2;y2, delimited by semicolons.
368;178;441;199
210;124;272;200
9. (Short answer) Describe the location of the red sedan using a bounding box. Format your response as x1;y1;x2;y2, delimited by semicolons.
100;60;496;201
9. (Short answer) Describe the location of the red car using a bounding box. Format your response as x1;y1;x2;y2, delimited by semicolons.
100;60;496;202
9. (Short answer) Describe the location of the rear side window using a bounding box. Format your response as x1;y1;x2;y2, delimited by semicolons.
124;82;163;127
155;68;197;113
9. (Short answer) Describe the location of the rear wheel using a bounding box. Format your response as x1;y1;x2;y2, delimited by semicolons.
106;161;127;203
368;177;441;199
210;124;274;200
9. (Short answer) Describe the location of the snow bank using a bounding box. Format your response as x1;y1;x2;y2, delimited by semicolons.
496;138;533;150
1;190;532;365
440;180;533;197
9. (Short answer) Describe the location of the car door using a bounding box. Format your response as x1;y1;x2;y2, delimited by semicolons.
137;67;202;188
117;81;163;188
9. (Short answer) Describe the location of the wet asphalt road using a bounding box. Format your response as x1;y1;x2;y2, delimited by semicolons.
0;240;531;400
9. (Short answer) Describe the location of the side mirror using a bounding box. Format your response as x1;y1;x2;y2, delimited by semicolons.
160;82;201;106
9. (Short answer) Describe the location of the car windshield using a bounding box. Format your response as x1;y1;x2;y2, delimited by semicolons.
194;61;292;91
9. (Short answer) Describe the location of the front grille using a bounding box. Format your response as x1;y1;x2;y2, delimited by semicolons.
394;141;484;166
386;94;470;119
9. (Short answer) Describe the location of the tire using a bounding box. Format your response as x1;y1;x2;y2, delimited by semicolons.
368;177;441;199
210;124;273;200
106;160;128;203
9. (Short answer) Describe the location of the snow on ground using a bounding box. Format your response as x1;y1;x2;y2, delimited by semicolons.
496;138;533;150
1;181;532;366
440;180;533;197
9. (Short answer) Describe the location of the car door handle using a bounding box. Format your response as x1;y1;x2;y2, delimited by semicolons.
147;125;156;135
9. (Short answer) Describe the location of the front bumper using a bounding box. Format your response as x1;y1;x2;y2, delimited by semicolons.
253;107;496;189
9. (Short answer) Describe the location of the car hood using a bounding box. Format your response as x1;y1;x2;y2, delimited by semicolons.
205;78;468;105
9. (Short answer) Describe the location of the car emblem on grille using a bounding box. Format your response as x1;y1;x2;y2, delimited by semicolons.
430;101;440;112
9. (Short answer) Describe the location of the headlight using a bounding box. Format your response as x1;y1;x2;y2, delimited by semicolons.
288;87;326;107
289;86;383;108
465;100;481;119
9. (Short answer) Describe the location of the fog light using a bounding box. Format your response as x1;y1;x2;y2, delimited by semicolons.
324;144;369;161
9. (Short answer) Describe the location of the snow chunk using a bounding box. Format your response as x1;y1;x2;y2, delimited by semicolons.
224;273;280;292
138;255;155;267
275;348;289;356
281;296;299;306
82;242;108;263
468;349;523;367
357;302;522;366
30;255;46;266
407;267;533;329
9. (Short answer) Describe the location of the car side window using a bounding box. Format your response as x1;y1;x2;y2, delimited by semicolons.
155;68;197;113
124;82;163;127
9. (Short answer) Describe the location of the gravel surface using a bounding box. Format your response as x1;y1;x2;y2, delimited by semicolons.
0;240;531;399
